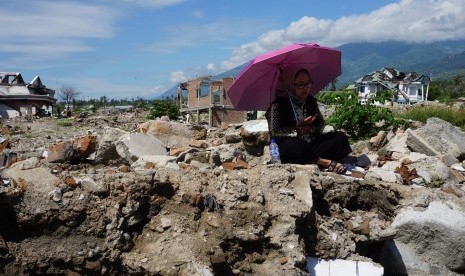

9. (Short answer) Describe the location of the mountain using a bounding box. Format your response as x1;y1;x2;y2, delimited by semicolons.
157;40;465;99
337;40;465;85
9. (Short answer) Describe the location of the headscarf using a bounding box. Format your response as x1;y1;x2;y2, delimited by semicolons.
275;65;312;105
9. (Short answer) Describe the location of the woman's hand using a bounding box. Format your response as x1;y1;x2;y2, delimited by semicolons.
296;125;313;136
297;114;318;127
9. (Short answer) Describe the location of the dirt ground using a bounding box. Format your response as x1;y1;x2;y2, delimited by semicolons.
0;109;443;275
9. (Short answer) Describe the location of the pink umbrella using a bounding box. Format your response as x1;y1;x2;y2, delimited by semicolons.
227;43;341;111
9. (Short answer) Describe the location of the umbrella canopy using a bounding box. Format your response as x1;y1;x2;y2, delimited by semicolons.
227;43;341;111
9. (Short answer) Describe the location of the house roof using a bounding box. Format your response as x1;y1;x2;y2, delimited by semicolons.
354;68;429;87
0;71;55;98
0;72;25;85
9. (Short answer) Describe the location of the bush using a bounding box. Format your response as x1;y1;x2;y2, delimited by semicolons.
326;91;406;140
56;119;73;127
317;91;347;105
147;100;180;120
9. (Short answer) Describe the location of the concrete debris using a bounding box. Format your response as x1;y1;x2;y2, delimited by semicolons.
406;117;465;159
46;134;97;163
115;132;167;164
307;257;384;276
0;113;464;275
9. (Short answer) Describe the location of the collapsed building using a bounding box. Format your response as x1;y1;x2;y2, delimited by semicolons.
351;67;431;105
177;76;246;127
0;72;56;119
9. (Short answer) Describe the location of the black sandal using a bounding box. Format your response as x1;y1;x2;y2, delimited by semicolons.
327;160;347;174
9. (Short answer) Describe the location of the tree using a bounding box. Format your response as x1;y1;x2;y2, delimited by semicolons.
99;95;108;111
148;100;180;120
59;84;81;110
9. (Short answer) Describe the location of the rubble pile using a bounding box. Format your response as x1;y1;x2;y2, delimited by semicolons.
0;112;465;275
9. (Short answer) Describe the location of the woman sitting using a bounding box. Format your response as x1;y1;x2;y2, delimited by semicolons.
265;66;352;174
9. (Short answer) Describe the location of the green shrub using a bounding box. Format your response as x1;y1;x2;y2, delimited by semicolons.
371;90;396;105
317;91;347;105
56;119;73;127
326;91;406;140
148;100;180;120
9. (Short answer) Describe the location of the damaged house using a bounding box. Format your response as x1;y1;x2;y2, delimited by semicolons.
354;67;431;105
0;72;56;118
177;76;246;127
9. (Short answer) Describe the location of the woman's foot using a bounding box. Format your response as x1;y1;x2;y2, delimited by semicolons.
327;160;347;174
317;158;347;174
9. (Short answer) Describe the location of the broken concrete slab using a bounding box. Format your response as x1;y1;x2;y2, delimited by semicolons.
2;162;60;195
94;127;128;165
306;257;384;276
364;167;403;184
209;144;246;167
139;120;206;148
46;134;97;163
240;119;269;156
377;240;460;276
115;133;167;164
399;152;450;184
384;132;410;158
406;117;465;160
391;200;465;273
290;171;313;210
130;155;177;171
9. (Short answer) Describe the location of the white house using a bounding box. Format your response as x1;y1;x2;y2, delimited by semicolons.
0;72;56;118
354;68;430;105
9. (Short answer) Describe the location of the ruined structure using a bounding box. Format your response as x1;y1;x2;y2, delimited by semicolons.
352;68;431;105
0;72;56;118
177;76;246;126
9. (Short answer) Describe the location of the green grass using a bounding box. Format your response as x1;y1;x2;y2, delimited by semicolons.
396;105;465;130
56;119;74;127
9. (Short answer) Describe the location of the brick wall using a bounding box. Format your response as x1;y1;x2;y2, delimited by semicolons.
211;108;246;127
222;77;235;106
185;78;211;109
180;76;246;126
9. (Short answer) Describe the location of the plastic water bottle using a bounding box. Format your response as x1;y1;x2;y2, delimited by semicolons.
269;138;281;164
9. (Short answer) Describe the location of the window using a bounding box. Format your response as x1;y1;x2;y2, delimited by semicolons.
198;80;211;97
409;87;416;95
211;89;221;104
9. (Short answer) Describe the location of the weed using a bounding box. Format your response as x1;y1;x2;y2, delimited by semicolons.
56;119;73;127
396;106;465;130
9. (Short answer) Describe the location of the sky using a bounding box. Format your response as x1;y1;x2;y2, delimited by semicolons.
1;0;465;100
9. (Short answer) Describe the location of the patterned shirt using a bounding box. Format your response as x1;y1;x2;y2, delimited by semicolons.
265;95;325;141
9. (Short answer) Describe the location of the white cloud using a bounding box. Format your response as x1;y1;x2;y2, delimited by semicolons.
326;0;465;45
206;63;216;71
170;71;188;83
0;1;119;63
0;2;119;39
220;0;465;71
